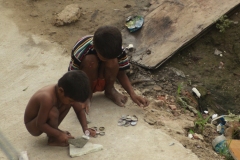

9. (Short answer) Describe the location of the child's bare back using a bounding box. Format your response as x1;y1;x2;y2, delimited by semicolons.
24;71;96;147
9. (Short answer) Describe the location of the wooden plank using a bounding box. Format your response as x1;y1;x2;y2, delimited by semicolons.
229;140;240;160
122;0;240;69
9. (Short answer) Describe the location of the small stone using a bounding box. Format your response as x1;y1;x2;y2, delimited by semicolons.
188;133;193;139
190;112;195;117
144;117;156;125
154;100;165;107
169;104;177;110
193;133;204;140
30;11;38;17
153;85;162;91
156;120;165;126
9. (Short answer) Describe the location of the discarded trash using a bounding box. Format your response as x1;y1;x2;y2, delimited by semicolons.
214;48;223;56
188;133;193;139
118;115;138;126
192;88;201;98
212;114;218;119
22;86;28;91
96;131;105;136
204;110;208;114
212;135;229;154
125;16;144;32
211;113;240;124
99;127;105;131
126;44;134;52
217;123;225;134
19;151;29;160
169;142;175;146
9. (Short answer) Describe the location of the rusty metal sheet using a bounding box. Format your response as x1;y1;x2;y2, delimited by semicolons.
122;0;240;69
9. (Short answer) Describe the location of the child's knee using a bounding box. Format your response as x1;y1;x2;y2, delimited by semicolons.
81;55;99;70
48;107;59;120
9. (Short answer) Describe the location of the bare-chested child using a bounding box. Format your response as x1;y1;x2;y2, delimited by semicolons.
68;26;149;112
24;70;96;147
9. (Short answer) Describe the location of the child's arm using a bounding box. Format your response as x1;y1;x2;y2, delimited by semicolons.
117;70;149;107
72;103;96;137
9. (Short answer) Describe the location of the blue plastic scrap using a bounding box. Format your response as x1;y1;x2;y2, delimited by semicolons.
125;16;144;33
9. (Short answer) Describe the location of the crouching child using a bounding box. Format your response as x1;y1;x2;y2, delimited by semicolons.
24;70;96;147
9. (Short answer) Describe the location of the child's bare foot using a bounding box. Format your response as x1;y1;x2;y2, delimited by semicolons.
105;87;128;107
58;129;72;136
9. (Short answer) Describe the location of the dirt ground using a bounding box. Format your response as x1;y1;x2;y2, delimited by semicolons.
2;0;240;159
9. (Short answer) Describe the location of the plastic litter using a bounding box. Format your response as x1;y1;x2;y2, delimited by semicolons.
125;16;144;32
192;87;201;98
212;114;218;119
212;135;229;154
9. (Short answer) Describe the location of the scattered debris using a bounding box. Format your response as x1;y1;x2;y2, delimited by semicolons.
53;4;81;26
22;86;28;91
169;104;177;110
118;115;138;126
192;88;201;98
168;67;186;78
214;48;223;56
169;142;175;146
188;133;193;139
212;134;228;153
125;15;144;32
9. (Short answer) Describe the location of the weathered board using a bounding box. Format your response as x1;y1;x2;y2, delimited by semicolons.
122;0;240;69
229;140;240;160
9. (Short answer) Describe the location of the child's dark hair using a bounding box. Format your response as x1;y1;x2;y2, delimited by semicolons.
93;26;122;59
58;70;90;102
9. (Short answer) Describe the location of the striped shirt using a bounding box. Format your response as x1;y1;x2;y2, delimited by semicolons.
68;35;130;71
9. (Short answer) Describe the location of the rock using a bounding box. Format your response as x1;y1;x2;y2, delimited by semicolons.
169;67;186;78
144;116;156;125
182;120;195;129
153;85;162;91
30;11;38;17
214;48;222;56
193;133;204;140
190;112;195;117
154;100;165;107
69;142;103;157
156;120;165;126
53;4;81;26
142;89;152;96
169;104;177;110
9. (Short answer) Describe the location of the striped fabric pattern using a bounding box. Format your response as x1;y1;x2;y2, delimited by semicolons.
68;35;130;71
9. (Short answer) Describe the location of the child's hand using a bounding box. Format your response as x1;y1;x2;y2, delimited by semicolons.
131;94;149;107
86;128;97;137
57;132;74;145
